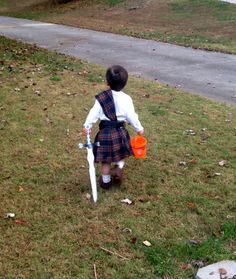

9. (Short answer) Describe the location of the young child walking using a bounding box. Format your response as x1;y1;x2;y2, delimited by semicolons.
83;65;144;189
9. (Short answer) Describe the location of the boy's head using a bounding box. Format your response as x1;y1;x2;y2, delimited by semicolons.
106;65;128;91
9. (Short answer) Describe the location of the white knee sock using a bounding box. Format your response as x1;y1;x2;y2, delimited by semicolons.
116;160;125;169
102;175;111;183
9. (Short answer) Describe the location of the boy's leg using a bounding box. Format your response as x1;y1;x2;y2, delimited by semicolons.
111;159;125;185
99;163;112;189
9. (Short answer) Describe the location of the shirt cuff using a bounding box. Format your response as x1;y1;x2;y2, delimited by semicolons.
83;123;92;129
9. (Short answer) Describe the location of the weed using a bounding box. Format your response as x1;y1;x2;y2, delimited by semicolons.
50;75;61;81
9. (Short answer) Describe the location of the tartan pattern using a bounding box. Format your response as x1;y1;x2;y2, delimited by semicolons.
95;90;117;121
94;90;132;163
94;127;132;163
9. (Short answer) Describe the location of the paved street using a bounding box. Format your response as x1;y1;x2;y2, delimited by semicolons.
1;16;236;105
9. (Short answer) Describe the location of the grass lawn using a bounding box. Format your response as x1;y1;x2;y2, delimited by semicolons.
1;0;236;54
0;36;236;278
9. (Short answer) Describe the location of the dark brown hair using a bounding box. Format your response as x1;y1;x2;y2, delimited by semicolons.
106;65;128;91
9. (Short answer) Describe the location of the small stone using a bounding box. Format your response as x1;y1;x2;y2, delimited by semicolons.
196;261;236;279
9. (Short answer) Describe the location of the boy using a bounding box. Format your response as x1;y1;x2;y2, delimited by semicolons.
83;65;144;189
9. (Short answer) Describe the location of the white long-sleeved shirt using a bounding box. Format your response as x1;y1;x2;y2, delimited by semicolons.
83;90;143;132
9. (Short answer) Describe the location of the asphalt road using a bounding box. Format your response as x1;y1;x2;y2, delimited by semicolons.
1;16;236;105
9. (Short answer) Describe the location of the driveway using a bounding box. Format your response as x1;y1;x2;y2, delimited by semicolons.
0;16;236;105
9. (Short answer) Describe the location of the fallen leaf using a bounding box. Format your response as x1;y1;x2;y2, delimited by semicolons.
187;202;197;209
15;220;26;225
226;215;234;219
218;160;227;167
189;239;200;245
131;237;137;244
121;198;133;205
18;185;24;192
181;264;190;270
85;193;91;200
205;173;213;178
188;158;197;164
218;268;227;275
175;110;184;115
4;213;15;219
122;228;132;234
185;129;196;136
34;90;41;96
142;240;151;247
193;260;204;268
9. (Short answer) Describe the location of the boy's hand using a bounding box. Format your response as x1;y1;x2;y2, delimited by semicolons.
83;127;91;136
137;130;144;136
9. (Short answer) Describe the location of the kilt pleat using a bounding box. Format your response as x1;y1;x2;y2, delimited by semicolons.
93;127;132;163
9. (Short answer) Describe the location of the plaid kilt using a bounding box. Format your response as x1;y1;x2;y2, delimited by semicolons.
93;126;133;163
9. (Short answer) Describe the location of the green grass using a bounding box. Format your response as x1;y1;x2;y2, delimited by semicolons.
170;0;236;25
142;221;236;277
107;0;123;7
0;36;236;278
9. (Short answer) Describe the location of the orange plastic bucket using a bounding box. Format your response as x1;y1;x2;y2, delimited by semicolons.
130;135;147;159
